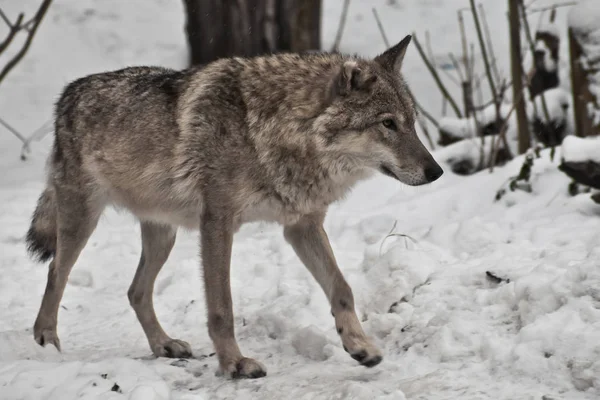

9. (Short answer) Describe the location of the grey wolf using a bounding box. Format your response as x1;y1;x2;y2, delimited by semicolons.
26;35;442;379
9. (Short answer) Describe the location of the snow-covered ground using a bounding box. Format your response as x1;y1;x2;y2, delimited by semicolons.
1;1;600;399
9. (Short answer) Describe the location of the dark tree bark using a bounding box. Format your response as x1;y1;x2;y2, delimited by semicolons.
508;0;530;154
183;0;322;66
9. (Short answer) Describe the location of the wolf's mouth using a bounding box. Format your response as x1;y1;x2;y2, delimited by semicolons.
379;164;399;180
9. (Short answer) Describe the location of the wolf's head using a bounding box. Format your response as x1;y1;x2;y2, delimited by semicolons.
316;35;443;186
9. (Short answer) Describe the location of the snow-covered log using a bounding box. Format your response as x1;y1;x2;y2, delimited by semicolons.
530;88;571;147
558;135;600;189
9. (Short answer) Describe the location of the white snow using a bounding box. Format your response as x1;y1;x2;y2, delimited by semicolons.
561;134;600;163
537;22;561;40
530;87;571;124
568;0;600;37
2;1;600;400
534;37;558;73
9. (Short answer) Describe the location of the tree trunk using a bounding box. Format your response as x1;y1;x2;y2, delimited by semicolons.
509;0;530;154
183;0;322;66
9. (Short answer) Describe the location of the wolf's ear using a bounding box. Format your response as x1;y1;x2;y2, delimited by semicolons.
375;34;412;73
333;61;377;97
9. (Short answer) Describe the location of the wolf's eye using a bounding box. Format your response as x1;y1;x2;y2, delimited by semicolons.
382;119;397;131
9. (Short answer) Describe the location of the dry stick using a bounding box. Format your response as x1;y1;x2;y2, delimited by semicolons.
0;8;13;27
331;0;351;52
479;4;502;91
0;116;26;143
448;52;465;83
0;0;53;86
523;1;556;158
457;10;470;82
527;2;576;14
372;7;389;47
414;97;440;129
0;13;24;55
425;30;435;68
470;0;512;161
519;0;551;124
489;91;526;171
415;107;436;150
476;76;487;166
470;0;499;115
438;55;460;86
412;33;463;118
457;9;473;119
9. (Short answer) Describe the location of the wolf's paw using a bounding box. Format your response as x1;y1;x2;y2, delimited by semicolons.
153;339;192;358
34;327;61;351
343;338;383;368
219;357;267;379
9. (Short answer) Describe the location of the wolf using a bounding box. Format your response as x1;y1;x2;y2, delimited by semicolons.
26;35;443;379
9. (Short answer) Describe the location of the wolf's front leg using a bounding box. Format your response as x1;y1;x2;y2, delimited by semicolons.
284;213;383;367
200;209;266;379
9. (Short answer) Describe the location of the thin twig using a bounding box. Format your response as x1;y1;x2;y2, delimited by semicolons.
413;32;463;117
448;52;465;83
372;8;389;47
416;111;436;150
457;10;470;81
0;116;27;143
0;0;53;86
0;13;24;55
479;3;502;87
527;2;576;14
425;31;436;68
0;8;13;28
414;97;439;129
470;0;499;113
331;0;351;52
518;0;551;123
489;89;527;170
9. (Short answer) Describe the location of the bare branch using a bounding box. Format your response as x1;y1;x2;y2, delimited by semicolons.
331;0;351;52
0;116;27;143
469;0;499;109
448;52;465;83
518;0;551;123
0;0;53;87
425;30;436;68
478;4;502;87
413;33;463;117
0;13;24;56
371;7;389;47
527;2;576;14
457;10;470;81
0;8;13;28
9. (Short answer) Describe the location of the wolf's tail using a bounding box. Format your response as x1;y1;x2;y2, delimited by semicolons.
26;188;58;263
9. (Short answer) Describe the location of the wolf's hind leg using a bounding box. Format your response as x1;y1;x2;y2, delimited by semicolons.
128;221;191;358
284;213;383;368
33;187;104;351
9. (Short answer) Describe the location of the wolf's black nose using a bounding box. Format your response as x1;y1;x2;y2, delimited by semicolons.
425;164;443;182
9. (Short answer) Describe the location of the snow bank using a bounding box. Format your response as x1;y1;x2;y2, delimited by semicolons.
561;134;600;163
568;0;600;38
530;87;570;120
